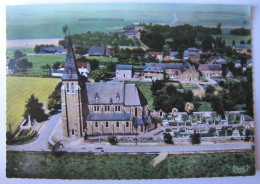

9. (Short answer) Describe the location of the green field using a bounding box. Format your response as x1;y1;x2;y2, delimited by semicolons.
213;35;251;46
6;48;35;58
6;77;60;132
6;151;255;179
197;101;213;111
25;55;65;75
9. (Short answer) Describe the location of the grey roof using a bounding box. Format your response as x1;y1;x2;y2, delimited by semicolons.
89;46;106;56
233;44;251;49
179;62;192;72
86;82;124;104
116;64;133;70
143;65;164;73
144;63;183;70
207;56;227;65
125;84;147;106
62;36;80;81
40;46;63;53
243;115;253;121
85;82;147;106
86;113;131;121
208;64;222;70
133;116;150;126
170;52;178;57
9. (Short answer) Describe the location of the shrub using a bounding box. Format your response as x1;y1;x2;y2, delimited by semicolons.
164;133;173;144
108;136;118;145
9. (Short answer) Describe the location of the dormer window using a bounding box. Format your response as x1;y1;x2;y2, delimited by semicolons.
95;93;99;100
116;93;120;101
110;98;113;104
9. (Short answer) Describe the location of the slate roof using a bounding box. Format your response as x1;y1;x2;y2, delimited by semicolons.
144;62;193;73
89;46;106;56
62;36;80;81
125;84;147;106
243;115;254;121
207;56;227;64
199;64;221;71
40;46;63;53
209;64;222;70
233;44;251;49
86;113;131;121
85;82;147;106
116;64;133;70
170;52;178;57
133;116;150;126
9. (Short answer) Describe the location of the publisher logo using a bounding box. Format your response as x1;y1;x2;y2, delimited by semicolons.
230;165;250;174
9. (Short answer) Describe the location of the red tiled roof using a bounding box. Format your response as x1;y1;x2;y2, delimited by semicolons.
149;52;163;56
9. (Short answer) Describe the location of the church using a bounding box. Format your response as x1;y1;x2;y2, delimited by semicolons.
61;36;154;137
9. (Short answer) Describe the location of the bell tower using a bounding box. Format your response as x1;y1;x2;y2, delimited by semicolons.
61;35;83;137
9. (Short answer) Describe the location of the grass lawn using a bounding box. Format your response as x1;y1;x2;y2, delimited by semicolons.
6;48;35;58
85;56;118;63
25;55;65;75
125;81;154;110
181;84;199;91
6;76;60;132
197;101;213;111
212;34;251;47
6;151;255;179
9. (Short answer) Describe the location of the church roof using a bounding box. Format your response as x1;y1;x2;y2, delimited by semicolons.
85;82;147;106
62;36;80;81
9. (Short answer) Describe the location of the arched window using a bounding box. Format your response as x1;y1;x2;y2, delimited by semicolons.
106;122;109;127
71;83;75;93
126;122;129;127
95;122;98;127
116;122;119;127
66;83;70;93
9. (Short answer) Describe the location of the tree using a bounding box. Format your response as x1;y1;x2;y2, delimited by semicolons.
62;24;69;36
164;133;173;144
74;46;86;55
190;131;201;145
41;64;51;75
89;60;99;71
47;82;62;115
240;40;245;44
15;58;33;69
216;22;222;34
150;80;165;95
52;62;62;69
23;94;48;122
91;68;108;82
14;50;24;59
112;40;119;56
106;62;116;72
108;136;118;145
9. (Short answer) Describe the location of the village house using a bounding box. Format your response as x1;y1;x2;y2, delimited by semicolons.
52;62;90;77
115;64;133;80
233;44;251;54
198;64;223;78
235;60;242;68
149;52;164;61
142;62;199;81
123;25;143;39
39;46;64;54
183;48;202;62
206;56;227;65
88;46;111;56
61;36;153;137
240;115;254;130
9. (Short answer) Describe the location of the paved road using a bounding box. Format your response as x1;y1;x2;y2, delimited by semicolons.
7;113;253;154
7;113;61;151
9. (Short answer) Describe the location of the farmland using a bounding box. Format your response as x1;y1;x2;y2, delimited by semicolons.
6;76;60;132
212;34;251;46
6;151;255;179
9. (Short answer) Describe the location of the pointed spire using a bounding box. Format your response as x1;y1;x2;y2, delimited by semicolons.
62;34;80;81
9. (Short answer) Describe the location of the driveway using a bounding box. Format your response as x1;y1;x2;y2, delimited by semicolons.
7;113;61;152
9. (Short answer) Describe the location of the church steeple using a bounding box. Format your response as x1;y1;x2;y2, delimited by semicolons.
62;34;80;81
